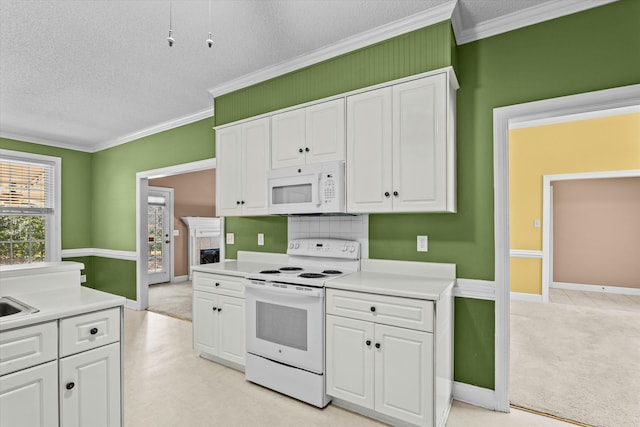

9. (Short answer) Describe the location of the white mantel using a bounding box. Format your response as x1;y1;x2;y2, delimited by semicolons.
181;217;221;279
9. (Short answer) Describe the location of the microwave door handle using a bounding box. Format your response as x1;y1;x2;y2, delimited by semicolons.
314;173;322;206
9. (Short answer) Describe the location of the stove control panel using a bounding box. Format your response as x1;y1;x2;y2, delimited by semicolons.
287;238;360;259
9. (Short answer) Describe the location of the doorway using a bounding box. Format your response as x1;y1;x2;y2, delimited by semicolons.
135;158;218;310
147;186;174;285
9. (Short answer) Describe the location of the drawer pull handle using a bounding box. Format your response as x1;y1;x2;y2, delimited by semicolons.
375;343;381;349
365;340;371;346
90;328;98;335
215;282;220;287
370;306;376;312
66;382;75;390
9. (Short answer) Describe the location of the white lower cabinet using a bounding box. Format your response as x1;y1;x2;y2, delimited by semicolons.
59;343;120;427
326;288;451;427
0;306;123;427
326;316;433;426
193;272;245;368
0;360;59;427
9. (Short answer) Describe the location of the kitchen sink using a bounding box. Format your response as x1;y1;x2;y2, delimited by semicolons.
0;296;39;318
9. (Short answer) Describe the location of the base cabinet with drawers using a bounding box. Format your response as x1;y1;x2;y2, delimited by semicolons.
193;271;245;369
0;306;122;427
326;288;452;427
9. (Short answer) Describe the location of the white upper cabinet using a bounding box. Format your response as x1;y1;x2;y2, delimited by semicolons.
347;70;457;213
346;87;393;212
271;99;345;169
216;117;270;216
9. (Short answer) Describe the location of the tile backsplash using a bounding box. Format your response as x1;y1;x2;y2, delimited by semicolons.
288;214;369;259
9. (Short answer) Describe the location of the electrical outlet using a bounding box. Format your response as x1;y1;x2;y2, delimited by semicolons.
226;233;235;245
417;235;428;252
258;233;264;246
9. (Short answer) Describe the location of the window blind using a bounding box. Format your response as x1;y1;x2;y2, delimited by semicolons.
0;157;55;215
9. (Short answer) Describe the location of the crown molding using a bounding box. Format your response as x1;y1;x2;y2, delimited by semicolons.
452;0;618;45
91;107;214;153
0;131;92;153
207;1;456;98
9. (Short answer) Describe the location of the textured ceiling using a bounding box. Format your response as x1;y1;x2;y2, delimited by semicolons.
0;0;604;152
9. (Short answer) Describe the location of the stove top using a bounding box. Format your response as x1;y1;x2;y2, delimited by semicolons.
246;238;360;287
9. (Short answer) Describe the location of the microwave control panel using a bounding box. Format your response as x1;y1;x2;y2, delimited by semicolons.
322;173;336;204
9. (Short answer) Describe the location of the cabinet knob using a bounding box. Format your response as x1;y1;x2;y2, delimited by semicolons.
241;200;245;205
365;340;371;346
305;147;310;152
90;328;98;335
393;191;399;197
375;343;381;349
299;148;304;153
236;201;240;205
212;306;217;311
217;308;222;312
384;192;390;198
215;282;220;287
370;306;376;312
66;382;75;390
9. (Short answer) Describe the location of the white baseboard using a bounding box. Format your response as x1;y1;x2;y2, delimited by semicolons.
552;281;640;297
125;299;143;310
452;381;496;410
172;275;189;283
510;292;543;303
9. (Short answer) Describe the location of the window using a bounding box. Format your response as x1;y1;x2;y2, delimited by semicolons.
0;150;61;265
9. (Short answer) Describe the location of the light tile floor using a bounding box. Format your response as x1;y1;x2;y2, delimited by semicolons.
124;309;574;427
549;287;640;312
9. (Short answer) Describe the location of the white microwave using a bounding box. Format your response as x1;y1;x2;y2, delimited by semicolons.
267;161;346;215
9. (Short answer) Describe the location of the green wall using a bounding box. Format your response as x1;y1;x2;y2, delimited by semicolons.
0;138;93;250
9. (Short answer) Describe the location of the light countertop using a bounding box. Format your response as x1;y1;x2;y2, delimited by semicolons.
1;286;125;331
191;251;289;277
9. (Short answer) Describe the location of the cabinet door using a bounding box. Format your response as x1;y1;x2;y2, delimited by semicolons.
392;74;447;212
374;325;433;426
305;99;345;165
346;87;393;213
60;342;121;427
242;117;270;215
0;360;58;427
193;291;219;356
218;296;245;365
271;108;305;169
325;315;374;409
216;125;244;216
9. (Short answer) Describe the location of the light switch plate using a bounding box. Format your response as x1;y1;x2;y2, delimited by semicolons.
173;229;180;236
226;233;235;245
417;235;428;252
258;233;264;246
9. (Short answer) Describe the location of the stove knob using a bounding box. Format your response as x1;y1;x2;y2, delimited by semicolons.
349;246;356;253
342;245;348;252
289;242;294;249
294;243;300;249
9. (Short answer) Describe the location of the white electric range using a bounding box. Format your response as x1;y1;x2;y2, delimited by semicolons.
243;238;361;408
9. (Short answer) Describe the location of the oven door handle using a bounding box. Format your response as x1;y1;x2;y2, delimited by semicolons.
244;281;324;298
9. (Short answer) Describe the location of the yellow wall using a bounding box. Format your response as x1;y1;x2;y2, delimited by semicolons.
509;112;640;294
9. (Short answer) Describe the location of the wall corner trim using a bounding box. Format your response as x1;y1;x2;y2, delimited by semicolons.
509;249;543;259
452;381;496;410
62;248;137;261
125;299;143;310
454;278;496;301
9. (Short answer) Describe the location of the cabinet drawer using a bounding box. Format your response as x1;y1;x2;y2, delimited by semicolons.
59;307;120;357
193;272;244;297
326;289;433;332
0;321;57;376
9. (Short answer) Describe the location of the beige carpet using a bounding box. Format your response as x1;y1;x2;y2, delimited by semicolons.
148;281;193;321
510;298;640;427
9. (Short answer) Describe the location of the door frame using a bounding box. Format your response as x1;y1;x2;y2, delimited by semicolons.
492;84;640;411
147;186;174;285
542;169;640;302
135;158;217;310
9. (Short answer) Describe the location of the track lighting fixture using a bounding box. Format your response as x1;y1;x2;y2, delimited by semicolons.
206;0;213;48
167;1;175;47
166;0;213;49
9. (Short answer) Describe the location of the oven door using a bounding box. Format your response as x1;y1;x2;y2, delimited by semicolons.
245;280;324;374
